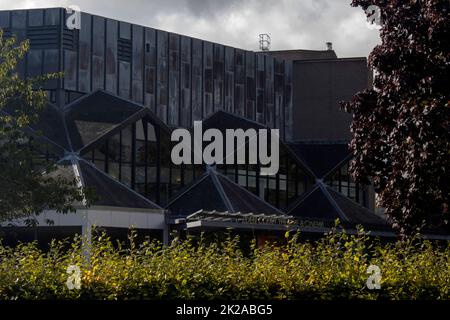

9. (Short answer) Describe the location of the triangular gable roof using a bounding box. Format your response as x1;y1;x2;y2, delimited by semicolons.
77;159;161;210
4;90;171;156
200;110;267;132
166;166;284;217
326;187;388;227
197;110;316;180
287;185;343;221
78;106;172;155
53;156;162;210
32;103;71;152
288;182;388;228
64;90;145;151
0;103;69;156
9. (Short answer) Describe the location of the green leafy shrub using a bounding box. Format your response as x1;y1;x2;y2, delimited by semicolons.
0;228;449;300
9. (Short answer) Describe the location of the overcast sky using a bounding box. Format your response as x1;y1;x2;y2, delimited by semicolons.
0;0;381;58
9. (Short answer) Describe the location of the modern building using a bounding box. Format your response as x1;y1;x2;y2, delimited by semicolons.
2;8;445;245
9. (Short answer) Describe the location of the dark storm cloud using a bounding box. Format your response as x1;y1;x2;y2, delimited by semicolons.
0;0;380;57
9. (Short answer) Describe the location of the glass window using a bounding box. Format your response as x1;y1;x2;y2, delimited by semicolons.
325;161;369;207
216;141;314;210
266;177;278;207
171;166;183;196
135;120;146;193
93;144;106;172
80;114;200;206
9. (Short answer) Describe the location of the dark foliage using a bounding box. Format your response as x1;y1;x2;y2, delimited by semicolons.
0;30;88;222
342;0;450;235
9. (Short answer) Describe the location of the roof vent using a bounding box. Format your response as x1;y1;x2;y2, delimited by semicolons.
26;26;59;49
118;38;132;62
63;27;79;51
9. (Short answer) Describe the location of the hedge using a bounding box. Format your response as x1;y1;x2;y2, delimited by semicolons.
0;227;449;300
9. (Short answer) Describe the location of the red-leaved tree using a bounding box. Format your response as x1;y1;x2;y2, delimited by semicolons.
342;0;449;235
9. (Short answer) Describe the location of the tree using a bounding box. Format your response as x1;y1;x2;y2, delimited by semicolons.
342;0;449;235
0;29;87;223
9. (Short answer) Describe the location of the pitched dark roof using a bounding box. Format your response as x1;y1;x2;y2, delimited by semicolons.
51;158;161;210
65;90;144;151
288;143;352;179
0;102;69;155
166;167;284;217
288;184;389;229
200;110;266;132
167;175;229;216
288;186;342;221
217;175;282;215
32;103;71;152
327;187;387;226
77;159;161;210
198;110;317;183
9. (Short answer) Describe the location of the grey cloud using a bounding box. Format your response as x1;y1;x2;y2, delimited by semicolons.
0;0;380;57
184;0;242;17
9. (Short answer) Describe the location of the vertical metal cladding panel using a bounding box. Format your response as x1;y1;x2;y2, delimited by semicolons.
92;16;105;91
256;53;266;125
118;21;131;99
180;36;192;127
168;33;180;126
156;30;168;123
7;10;22;31
78;13;91;93
27;10;43;80
44;8;61;26
284;61;293;141
63;9;77;92
27;49;43;78
132;25;144;104
234;49;245;117
44;8;61;90
11;10;27;77
213;44;224;111
224;46;234;114
64;49;77;91
43;49;60;86
245;51;256;120
105;19;118;94
203;41;213;117
274;59;284;137
0;11;10;28
144;27;156;112
28;9;43;26
265;55;275;129
191;38;203;122
118;59;131;99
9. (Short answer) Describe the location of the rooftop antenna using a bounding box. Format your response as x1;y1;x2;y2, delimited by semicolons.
259;34;271;51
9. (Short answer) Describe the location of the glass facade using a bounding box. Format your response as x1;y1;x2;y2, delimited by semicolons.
81;115;314;210
325;161;368;207
218;145;313;211
82;116;203;205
